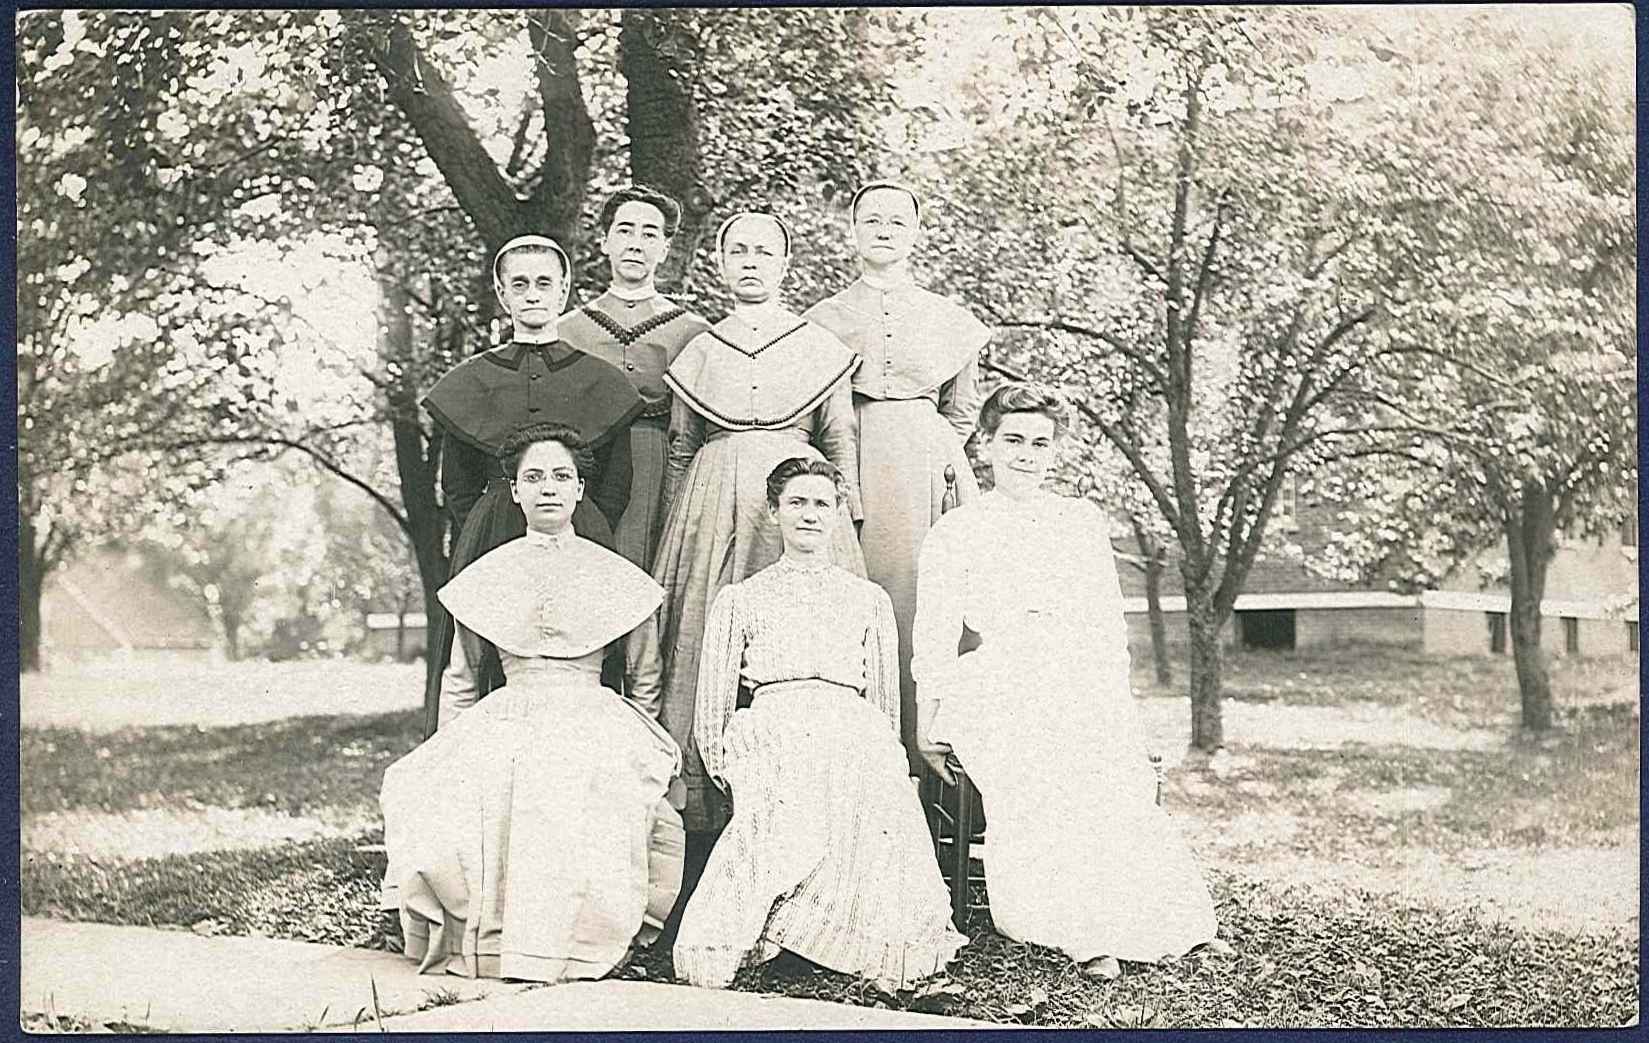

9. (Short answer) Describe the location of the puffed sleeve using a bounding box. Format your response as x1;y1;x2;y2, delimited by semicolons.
662;397;706;516
811;377;864;521
862;586;902;734
692;584;745;794
936;350;985;445
910;516;966;705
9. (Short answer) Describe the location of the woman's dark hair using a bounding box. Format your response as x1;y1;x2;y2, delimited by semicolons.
765;457;845;510
599;184;683;239
498;422;594;480
977;382;1073;439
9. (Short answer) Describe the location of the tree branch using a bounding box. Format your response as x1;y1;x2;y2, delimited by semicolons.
357;11;520;249
167;434;410;536
524;9;595;243
987;316;1168;389
980;356;1183;535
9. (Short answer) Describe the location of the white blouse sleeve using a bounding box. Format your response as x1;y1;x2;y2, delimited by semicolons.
863;586;902;733
910;516;966;705
692;584;744;794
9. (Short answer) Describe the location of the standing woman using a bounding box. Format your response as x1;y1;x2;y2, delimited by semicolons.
630;211;866;841
380;423;683;984
804;181;990;771
672;458;964;991
421;235;643;735
558;186;711;571
910;384;1221;979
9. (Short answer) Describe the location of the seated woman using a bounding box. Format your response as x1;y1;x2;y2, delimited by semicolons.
672;458;965;992
379;422;684;984
910;383;1223;980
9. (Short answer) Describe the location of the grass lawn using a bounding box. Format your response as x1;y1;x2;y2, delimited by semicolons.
19;648;1640;1028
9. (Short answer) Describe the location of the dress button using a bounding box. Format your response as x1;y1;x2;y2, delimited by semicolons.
625;362;636;371
529;372;541;380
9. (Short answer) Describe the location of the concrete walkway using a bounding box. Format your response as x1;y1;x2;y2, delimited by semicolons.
21;918;988;1032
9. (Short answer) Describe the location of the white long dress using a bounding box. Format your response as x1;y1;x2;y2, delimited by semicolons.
911;490;1217;963
379;531;685;983
672;556;966;990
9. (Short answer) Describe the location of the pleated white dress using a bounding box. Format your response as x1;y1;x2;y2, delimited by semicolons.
379;531;685;983
912;491;1218;964
672;556;965;990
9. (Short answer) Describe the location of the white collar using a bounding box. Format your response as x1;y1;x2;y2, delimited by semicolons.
513;327;557;345
859;267;915;292
523;527;576;549
606;283;657;303
732;300;787;326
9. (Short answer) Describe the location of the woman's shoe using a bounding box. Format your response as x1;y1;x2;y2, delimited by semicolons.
1081;956;1122;980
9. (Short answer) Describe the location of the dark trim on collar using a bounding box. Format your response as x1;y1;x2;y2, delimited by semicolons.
479;340;584;373
663;353;859;431
706;320;808;358
581;306;690;346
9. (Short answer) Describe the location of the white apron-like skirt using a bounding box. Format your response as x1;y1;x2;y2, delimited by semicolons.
930;637;1217;963
380;671;683;983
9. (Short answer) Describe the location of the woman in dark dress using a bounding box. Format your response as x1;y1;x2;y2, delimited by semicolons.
557;186;711;572
421;235;643;736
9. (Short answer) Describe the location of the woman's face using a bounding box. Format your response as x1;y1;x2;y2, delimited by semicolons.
510;440;584;533
602;200;671;289
495;251;565;331
719;217;789;305
852;188;918;269
770;473;838;554
980;411;1059;496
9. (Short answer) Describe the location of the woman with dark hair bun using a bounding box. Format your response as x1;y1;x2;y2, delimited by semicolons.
558;185;711;571
911;383;1223;980
671;457;962;992
379;423;685;986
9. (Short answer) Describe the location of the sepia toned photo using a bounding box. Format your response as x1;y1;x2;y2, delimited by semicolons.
15;4;1638;1032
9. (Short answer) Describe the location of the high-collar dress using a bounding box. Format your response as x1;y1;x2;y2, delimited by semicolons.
419;340;643;736
672;556;965;991
628;307;868;833
556;292;711;571
379;531;685;984
911;491;1218;963
804;277;989;772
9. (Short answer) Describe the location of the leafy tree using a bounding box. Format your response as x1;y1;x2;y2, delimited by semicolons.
914;7;1432;751
16;8;919;677
1308;8;1636;730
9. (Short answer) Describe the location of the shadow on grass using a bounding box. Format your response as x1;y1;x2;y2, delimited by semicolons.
20;709;423;817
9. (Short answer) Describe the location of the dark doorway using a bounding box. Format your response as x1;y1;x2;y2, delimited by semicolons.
1238;609;1296;650
1487;611;1508;654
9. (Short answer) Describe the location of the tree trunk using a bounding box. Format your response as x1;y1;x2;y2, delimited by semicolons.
1127;516;1173;686
19;514;45;674
378;273;450;675
1185;580;1223;751
1505;482;1557;731
395;591;409;661
221;610;243;661
620;9;712;287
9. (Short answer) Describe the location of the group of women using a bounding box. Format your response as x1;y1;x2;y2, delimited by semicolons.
377;182;1223;994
